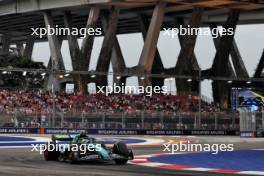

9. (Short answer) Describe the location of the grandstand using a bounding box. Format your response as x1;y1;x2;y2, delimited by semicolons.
0;89;240;130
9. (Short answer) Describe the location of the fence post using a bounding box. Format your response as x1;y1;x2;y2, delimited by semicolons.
194;114;197;129
239;110;245;131
262;111;264;131
122;112;126;129
141;111;144;129
81;112;84;128
160;112;164;129
179;114;182;130
48;109;52;128
40;113;43;128
14;108;18;127
232;113;235;130
102;113;106;129
252;112;256;131
198;112;202;129
60;112;64;128
215;113;218;130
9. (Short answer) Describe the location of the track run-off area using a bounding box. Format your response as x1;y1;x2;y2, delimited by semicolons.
1;135;264;176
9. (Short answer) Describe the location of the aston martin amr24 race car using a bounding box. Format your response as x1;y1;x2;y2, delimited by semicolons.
43;133;134;164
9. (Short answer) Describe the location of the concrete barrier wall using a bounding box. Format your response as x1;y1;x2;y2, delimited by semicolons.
0;128;239;136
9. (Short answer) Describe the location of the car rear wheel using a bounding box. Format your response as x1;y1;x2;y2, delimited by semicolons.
113;142;129;165
113;142;129;156
69;151;80;164
43;143;59;161
44;149;59;161
114;159;128;165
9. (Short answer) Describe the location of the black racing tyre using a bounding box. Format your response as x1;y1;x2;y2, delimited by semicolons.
101;143;107;150
44;148;59;161
114;159;128;165
69;151;80;164
112;142;129;157
128;149;134;160
44;149;51;161
113;142;129;165
43;142;59;161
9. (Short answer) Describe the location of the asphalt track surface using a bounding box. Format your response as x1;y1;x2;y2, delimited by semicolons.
0;136;264;176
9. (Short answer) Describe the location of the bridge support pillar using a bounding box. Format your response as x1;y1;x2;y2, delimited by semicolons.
0;35;10;55
98;11;127;87
211;28;236;109
23;37;35;60
254;50;264;88
111;37;127;87
15;37;34;59
64;8;100;93
137;2;166;87
15;42;24;57
44;39;63;91
211;10;240;108
230;39;249;78
175;8;203;96
96;8;119;88
138;14;164;88
43;11;65;91
254;49;264;78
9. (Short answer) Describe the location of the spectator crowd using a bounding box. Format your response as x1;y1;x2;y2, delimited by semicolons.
0;89;221;115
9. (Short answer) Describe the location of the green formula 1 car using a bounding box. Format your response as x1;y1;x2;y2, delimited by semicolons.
43;133;134;164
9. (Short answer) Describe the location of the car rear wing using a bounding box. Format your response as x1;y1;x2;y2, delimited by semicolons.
51;134;78;142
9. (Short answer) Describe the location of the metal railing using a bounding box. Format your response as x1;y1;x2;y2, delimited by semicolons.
239;110;264;131
0;108;240;130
